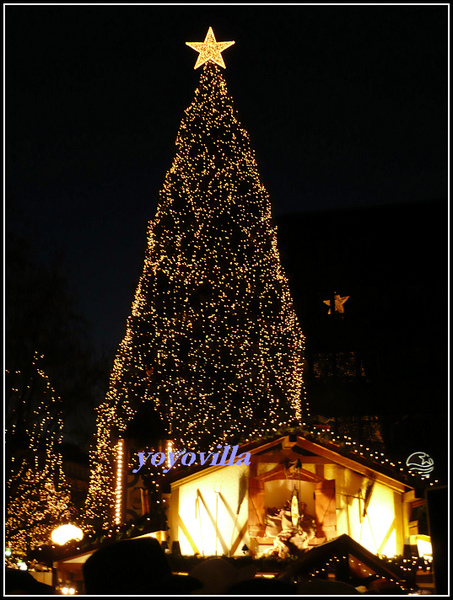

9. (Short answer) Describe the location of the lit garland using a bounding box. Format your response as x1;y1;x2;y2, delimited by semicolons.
234;424;441;489
86;47;305;526
114;438;125;525
305;553;417;594
5;352;74;556
296;426;441;487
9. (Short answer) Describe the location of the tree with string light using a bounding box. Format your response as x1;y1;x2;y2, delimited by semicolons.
5;352;75;557
86;28;305;527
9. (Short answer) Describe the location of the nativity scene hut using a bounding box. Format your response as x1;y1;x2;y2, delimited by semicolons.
121;432;424;559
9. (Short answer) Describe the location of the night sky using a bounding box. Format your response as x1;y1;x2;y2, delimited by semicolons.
6;4;448;357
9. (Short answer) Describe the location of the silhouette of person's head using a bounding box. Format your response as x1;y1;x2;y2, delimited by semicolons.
5;569;55;595
83;537;201;595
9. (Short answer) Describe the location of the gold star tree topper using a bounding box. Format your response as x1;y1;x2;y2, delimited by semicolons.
323;293;350;315
186;27;235;69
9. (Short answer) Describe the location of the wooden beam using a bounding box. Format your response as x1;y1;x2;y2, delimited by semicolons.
252;450;332;465
256;463;285;480
296;437;407;493
248;462;266;537
258;463;325;483
297;456;333;465
196;489;229;555
262;471;321;483
249;437;286;455
177;514;200;555
315;464;325;479
230;521;248;556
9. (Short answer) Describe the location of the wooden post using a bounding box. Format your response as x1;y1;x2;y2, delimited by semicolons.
314;479;337;539
248;459;265;542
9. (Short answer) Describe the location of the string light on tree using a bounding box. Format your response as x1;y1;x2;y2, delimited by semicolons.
5;353;74;554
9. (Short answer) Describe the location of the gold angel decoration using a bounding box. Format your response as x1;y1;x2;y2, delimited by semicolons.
323;292;350;315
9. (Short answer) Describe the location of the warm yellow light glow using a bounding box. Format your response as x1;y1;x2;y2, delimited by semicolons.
166;440;173;470
114;439;125;525
50;524;84;546
61;586;76;595
186;27;235;69
174;464;249;556
415;535;432;559
360;485;396;556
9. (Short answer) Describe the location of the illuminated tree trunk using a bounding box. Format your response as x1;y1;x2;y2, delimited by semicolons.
86;62;305;527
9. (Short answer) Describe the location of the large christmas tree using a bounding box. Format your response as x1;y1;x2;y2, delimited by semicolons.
86;28;305;526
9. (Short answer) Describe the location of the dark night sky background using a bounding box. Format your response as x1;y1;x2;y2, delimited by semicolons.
6;4;448;359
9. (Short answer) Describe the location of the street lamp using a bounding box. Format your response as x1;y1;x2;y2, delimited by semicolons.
50;524;84;546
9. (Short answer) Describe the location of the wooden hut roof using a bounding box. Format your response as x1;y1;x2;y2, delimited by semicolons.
168;432;414;494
